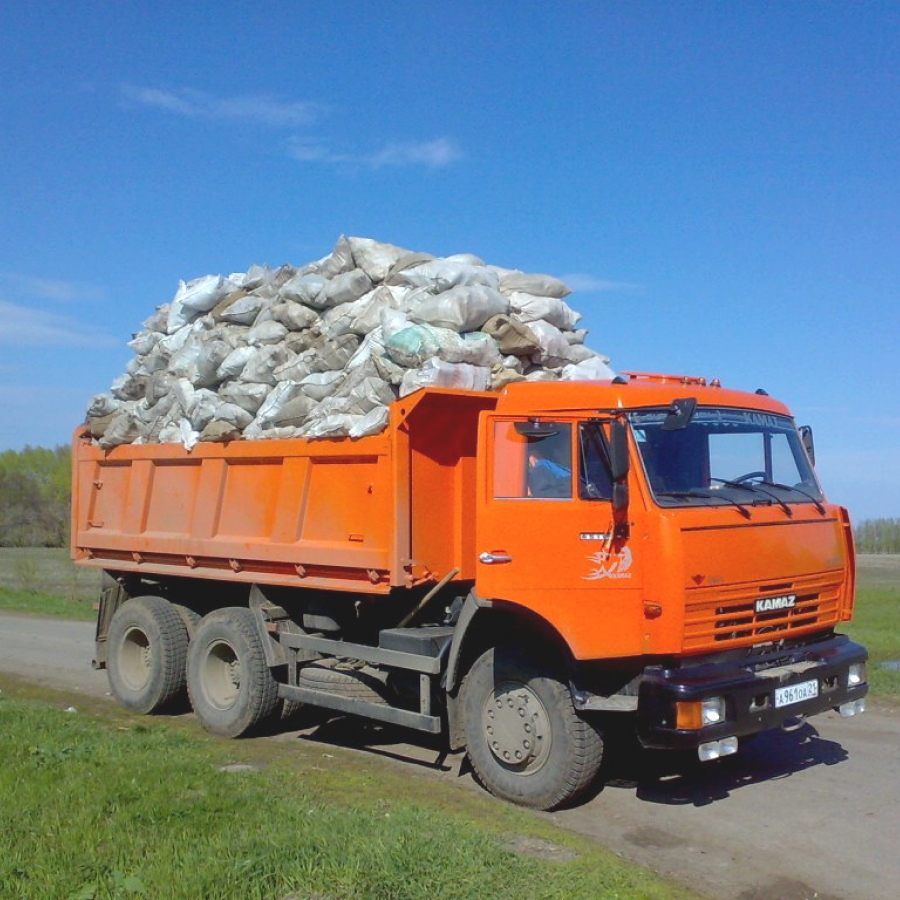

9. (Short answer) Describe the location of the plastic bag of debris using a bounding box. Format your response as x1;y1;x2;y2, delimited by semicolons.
399;358;491;397
84;235;613;449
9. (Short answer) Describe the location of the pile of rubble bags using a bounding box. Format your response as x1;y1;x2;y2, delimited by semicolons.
84;236;615;449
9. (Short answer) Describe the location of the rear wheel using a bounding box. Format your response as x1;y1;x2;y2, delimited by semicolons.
186;607;279;737
107;596;189;714
461;645;603;810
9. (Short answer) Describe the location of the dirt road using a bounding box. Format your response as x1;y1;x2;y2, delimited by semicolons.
1;613;896;900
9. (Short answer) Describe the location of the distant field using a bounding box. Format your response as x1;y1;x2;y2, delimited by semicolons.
847;555;900;699
0;548;99;620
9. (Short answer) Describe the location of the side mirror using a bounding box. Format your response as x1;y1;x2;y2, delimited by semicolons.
609;420;630;482
799;425;816;466
612;482;629;514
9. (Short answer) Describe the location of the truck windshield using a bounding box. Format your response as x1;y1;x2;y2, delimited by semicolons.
629;407;823;510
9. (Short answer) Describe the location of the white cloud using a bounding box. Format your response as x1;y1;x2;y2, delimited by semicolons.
368;138;463;169
121;85;320;127
287;136;463;170
4;274;106;304
561;273;642;293
0;300;117;348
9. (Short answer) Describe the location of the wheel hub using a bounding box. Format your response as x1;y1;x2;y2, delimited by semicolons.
203;640;242;709
482;680;551;772
119;626;152;691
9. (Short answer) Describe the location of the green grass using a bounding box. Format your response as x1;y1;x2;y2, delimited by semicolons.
0;681;694;900
845;555;900;700
0;547;99;620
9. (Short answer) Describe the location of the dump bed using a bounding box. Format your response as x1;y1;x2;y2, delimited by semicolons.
72;390;498;593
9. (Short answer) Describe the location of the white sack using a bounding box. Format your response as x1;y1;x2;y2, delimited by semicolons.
217;346;255;381
86;393;120;418
399;359;491;397
156;322;194;359
499;271;571;299
273;356;312;383
167;335;204;381
389;259;499;294
194;339;232;387
347;237;408;283
280;272;326;306
312;235;355;278
307;334;359;372
142;306;169;333
272;301;319;332
188;389;222;431
219;381;270;414
386;325;441;368
445;253;485;266
314;268;373;309
299;370;344;402
218;293;267;325
529;320;576;367
167;275;235;333
409;284;508;333
241;264;274;291
508;292;581;330
128;331;161;356
349;405;391;438
99;409;145;448
212;402;254;429
255;381;309;429
561;357;616;381
241;345;293;385
247;320;289;346
301;413;361;439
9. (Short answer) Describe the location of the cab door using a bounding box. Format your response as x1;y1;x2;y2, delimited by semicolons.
475;415;643;659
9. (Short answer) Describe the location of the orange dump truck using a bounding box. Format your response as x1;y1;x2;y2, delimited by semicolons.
72;374;868;809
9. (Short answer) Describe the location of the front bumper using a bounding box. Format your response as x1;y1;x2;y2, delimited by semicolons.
637;633;868;750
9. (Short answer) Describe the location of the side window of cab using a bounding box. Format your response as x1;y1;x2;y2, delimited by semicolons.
578;422;614;501
492;421;573;499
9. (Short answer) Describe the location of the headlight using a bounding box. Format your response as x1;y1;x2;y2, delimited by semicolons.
676;696;727;729
702;697;726;725
848;662;867;687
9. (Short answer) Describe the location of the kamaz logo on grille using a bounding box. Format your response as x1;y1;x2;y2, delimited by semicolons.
755;594;797;614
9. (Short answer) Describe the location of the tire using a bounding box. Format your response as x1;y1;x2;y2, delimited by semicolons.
173;603;201;638
298;660;390;704
106;596;189;714
186;607;279;737
461;645;604;810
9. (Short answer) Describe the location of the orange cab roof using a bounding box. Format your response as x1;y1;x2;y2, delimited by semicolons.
494;374;793;418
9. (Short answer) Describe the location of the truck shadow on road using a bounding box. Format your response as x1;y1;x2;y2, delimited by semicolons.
599;724;849;807
280;710;850;810
286;712;461;774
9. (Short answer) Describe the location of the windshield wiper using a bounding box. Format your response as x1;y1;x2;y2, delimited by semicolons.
756;480;826;515
656;489;752;519
710;478;793;517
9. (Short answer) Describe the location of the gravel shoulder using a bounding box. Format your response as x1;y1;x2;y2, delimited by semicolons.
1;612;896;900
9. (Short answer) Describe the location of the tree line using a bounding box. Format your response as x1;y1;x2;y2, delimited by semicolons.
1;444;899;552
0;446;71;547
854;518;900;554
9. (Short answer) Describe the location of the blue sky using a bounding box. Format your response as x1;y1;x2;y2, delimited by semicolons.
1;1;897;520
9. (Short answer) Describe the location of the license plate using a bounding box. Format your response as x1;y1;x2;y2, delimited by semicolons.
774;679;819;708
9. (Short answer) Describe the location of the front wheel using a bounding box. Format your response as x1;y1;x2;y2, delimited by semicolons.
186;607;279;737
461;645;603;810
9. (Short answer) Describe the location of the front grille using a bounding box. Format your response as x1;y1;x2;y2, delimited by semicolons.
684;573;843;652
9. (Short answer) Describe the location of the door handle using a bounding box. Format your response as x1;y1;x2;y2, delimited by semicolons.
479;551;513;565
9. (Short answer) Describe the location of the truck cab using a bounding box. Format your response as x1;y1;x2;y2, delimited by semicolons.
466;373;866;777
